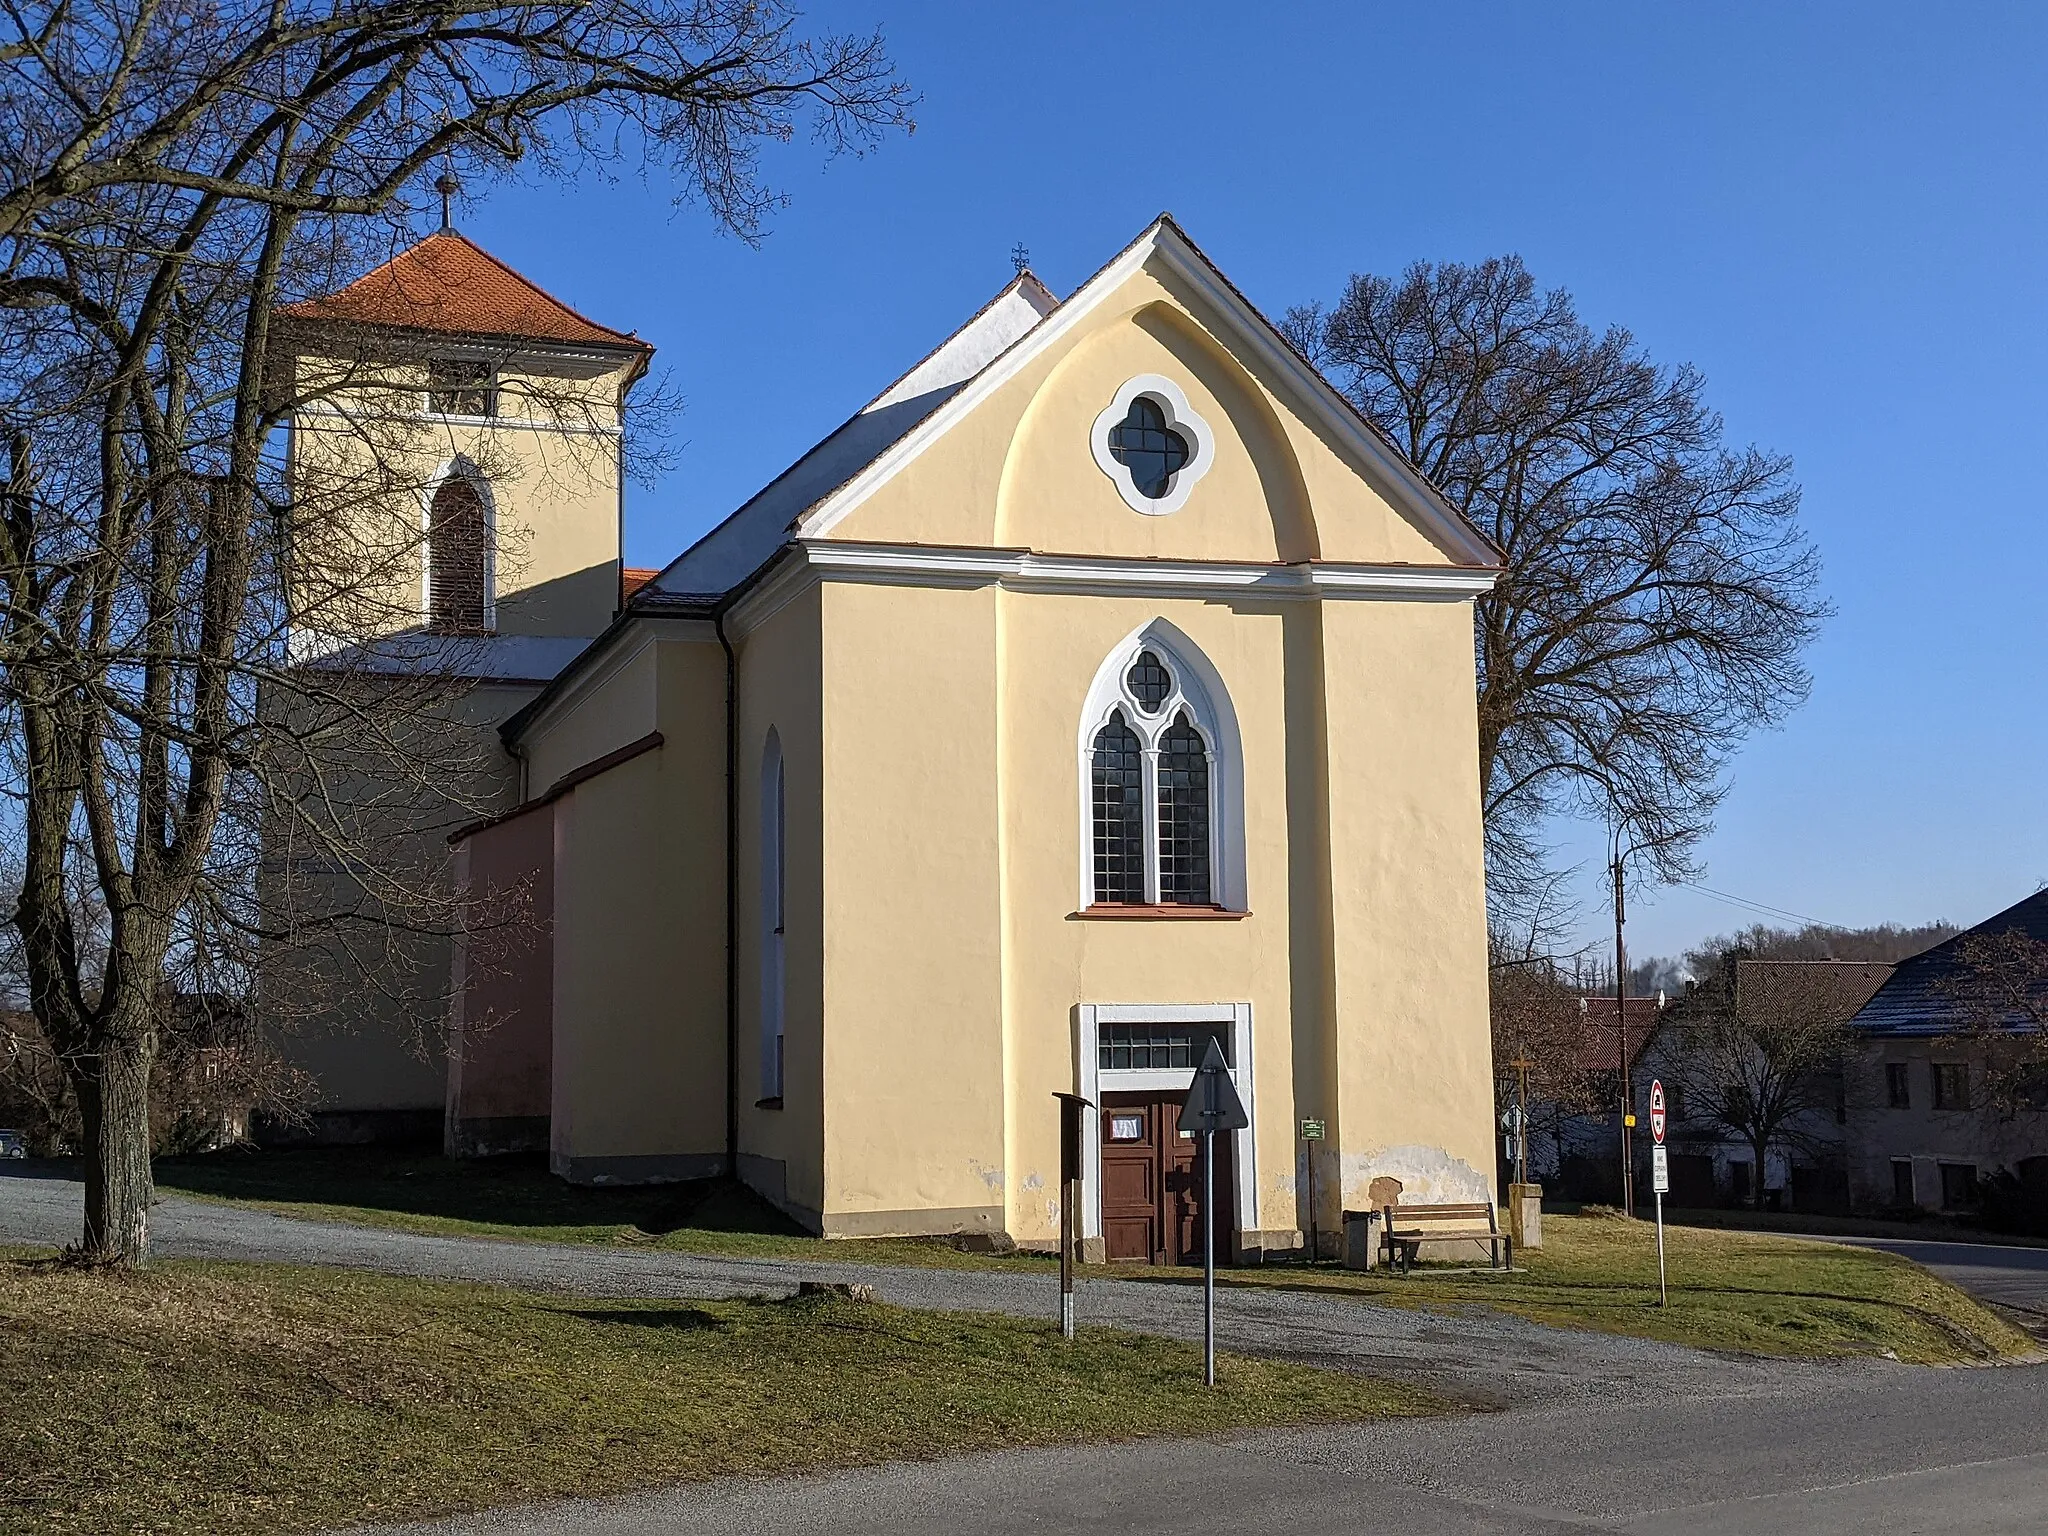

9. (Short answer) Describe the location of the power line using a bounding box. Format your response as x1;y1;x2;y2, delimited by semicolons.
1677;880;1841;930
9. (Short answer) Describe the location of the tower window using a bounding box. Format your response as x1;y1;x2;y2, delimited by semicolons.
426;476;490;634
427;359;497;418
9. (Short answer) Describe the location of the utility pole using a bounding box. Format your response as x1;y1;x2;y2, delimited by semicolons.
1612;851;1635;1217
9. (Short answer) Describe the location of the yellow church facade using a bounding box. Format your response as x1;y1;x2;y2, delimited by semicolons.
286;215;1503;1261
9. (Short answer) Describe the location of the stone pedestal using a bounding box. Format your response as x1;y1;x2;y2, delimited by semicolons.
1505;1183;1543;1250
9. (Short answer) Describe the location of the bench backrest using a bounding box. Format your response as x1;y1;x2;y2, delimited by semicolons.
1381;1202;1499;1235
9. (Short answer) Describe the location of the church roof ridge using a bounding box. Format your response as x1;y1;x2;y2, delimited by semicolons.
280;228;653;353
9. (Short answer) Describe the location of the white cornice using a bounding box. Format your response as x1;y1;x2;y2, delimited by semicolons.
726;542;1496;627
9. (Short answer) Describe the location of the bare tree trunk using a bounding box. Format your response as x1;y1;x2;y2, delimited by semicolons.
73;1024;156;1264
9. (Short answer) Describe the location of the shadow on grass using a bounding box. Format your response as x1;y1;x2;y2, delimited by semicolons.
559;1306;731;1332
151;1146;809;1241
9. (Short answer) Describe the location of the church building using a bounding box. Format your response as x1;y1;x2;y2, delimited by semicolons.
279;214;1504;1262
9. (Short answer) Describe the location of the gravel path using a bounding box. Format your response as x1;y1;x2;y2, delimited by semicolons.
0;1162;1838;1407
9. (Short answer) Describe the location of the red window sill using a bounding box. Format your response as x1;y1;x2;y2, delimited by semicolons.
1071;904;1249;921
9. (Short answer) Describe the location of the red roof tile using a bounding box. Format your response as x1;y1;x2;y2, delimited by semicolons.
620;567;659;600
282;230;650;352
1576;996;1666;1073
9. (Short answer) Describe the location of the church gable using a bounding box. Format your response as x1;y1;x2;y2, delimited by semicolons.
805;217;1496;573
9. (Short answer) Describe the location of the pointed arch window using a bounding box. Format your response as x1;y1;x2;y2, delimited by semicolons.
1090;709;1146;904
426;473;492;634
1083;645;1230;909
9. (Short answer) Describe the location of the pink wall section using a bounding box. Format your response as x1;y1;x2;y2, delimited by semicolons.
446;803;555;1151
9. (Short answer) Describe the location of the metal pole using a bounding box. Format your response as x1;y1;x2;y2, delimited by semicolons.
1655;1189;1667;1307
1060;1177;1075;1339
1203;1127;1217;1387
1613;853;1634;1218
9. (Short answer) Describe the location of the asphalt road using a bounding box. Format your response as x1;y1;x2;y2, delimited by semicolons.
1794;1232;2048;1319
9;1166;2047;1534
347;1362;2048;1535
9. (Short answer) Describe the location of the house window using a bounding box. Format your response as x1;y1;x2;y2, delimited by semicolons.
1885;1062;1911;1110
1099;1022;1232;1072
1084;642;1227;909
1890;1158;1916;1207
1931;1062;1971;1111
1938;1161;1979;1210
426;475;490;634
1664;1084;1687;1123
758;732;786;1104
427;359;496;417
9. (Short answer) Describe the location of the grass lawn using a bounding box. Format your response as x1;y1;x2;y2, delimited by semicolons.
1128;1210;2037;1366
147;1149;2037;1366
0;1252;1443;1536
152;1146;1053;1271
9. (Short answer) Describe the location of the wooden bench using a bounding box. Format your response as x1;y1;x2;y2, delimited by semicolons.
1378;1202;1511;1273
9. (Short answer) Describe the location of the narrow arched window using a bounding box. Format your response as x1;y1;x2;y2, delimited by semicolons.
1082;641;1229;909
427;476;490;634
759;732;786;1103
1156;711;1212;904
1091;710;1146;904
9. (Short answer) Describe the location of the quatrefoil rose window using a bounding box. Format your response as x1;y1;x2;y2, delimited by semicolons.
1090;374;1212;515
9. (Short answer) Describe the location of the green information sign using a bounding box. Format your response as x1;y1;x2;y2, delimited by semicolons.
1299;1118;1326;1141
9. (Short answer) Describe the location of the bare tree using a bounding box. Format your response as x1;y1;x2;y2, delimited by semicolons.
1940;927;2048;1114
1490;939;1600;1179
1664;953;1874;1208
1285;261;1828;921
0;0;912;1265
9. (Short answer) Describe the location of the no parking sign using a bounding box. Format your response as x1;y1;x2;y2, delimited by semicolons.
1649;1080;1669;1306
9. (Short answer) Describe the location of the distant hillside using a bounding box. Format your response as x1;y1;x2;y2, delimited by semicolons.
1681;920;1961;970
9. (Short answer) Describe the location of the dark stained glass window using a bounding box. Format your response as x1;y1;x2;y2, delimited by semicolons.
427;477;490;634
1124;649;1172;714
1091;709;1145;904
1156;711;1211;904
1108;396;1189;499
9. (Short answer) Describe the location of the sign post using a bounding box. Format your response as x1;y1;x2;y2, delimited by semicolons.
1649;1079;1669;1308
1053;1092;1092;1339
1179;1037;1249;1386
1300;1117;1325;1261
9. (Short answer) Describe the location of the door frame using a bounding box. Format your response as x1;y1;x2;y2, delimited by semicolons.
1075;1002;1257;1249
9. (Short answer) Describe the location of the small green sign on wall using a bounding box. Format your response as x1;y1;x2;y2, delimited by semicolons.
1299;1118;1326;1141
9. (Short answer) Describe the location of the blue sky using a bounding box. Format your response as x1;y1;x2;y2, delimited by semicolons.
457;2;2048;964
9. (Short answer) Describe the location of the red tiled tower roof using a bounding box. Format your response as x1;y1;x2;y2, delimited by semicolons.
281;229;651;352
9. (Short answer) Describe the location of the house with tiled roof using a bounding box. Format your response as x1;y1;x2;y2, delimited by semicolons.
1840;891;2048;1214
272;212;1509;1260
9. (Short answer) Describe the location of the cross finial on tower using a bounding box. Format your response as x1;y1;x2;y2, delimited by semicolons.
1010;241;1030;276
435;171;460;231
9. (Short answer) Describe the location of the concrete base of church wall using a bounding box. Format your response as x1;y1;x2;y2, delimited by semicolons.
817;1204;1007;1240
447;1114;550;1158
551;1151;727;1186
255;1107;443;1147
